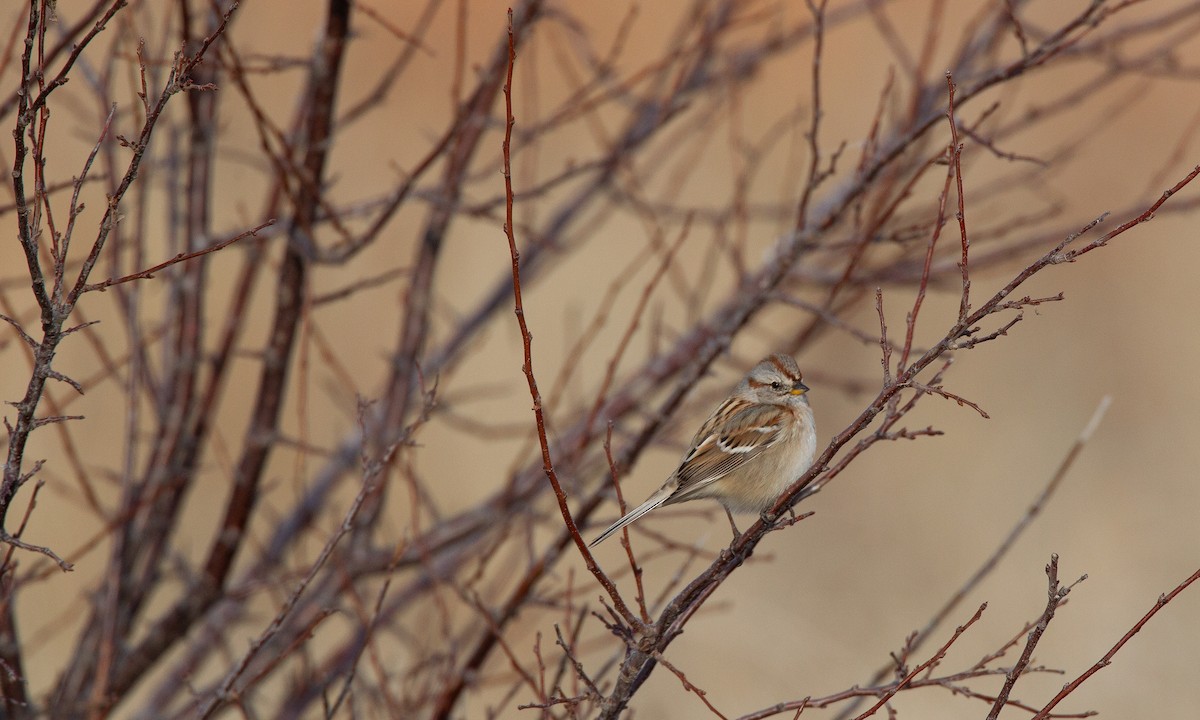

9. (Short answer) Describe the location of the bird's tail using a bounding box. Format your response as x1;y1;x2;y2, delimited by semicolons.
589;487;673;547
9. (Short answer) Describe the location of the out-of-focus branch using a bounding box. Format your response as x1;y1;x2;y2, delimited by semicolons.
100;0;346;707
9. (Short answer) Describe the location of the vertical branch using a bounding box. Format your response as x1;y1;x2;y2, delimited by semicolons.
898;73;968;372
499;8;635;627
946;72;971;324
898;155;954;373
794;0;829;231
10;1;52;321
986;555;1077;720
89;0;335;709
0;558;28;715
875;288;892;387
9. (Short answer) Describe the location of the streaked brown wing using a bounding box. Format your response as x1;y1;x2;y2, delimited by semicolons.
668;402;788;502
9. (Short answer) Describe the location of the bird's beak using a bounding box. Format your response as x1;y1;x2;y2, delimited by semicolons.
790;382;809;396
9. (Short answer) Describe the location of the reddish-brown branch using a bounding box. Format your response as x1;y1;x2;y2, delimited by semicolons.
654;650;730;719
604;426;651;623
875;289;892;386
946;73;971;325
898;147;955;373
986;555;1073;720
793;0;830;231
497;7;635;626
1031;564;1200;720
852;604;987;720
910;381;990;419
82;220;273;293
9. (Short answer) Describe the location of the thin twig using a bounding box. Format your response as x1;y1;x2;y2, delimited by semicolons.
1031;564;1200;720
498;5;636;626
82;220;273;293
852;604;987;720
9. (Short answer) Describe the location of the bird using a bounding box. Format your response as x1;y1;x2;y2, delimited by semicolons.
590;353;816;547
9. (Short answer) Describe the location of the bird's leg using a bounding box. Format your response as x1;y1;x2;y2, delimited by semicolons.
724;507;742;544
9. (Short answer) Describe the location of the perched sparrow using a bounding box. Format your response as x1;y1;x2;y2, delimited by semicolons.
590;354;816;547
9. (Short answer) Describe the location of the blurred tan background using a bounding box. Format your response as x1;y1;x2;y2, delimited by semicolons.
3;1;1200;718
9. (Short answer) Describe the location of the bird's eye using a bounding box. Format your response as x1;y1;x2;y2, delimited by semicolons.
770;381;783;391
